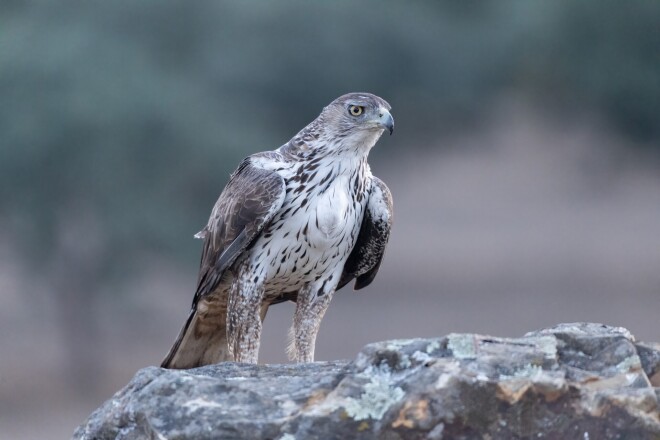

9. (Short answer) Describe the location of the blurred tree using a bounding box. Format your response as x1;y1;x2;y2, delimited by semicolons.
0;0;657;391
523;0;660;143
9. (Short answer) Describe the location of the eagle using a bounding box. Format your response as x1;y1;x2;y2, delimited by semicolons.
162;93;394;368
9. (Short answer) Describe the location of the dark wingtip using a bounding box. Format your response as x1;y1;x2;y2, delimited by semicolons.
353;275;373;290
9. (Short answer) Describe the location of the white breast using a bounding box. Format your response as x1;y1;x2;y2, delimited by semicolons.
249;157;369;292
314;174;351;239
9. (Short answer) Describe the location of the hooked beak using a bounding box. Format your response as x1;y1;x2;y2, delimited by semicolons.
376;108;394;135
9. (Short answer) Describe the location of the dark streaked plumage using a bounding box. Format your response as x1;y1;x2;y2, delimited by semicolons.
337;176;393;291
162;93;394;368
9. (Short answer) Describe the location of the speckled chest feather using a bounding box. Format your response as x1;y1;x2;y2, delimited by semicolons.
247;156;370;295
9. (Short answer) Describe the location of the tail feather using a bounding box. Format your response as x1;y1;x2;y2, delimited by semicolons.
161;299;232;369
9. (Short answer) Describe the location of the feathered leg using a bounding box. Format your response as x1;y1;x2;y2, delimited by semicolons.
227;266;265;364
288;278;336;363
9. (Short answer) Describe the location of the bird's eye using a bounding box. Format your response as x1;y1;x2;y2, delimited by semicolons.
348;105;364;116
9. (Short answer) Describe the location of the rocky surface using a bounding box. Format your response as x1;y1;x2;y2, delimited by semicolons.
74;323;660;440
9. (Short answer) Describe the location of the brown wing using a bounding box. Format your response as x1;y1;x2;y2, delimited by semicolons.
194;155;286;301
337;176;393;291
161;155;286;368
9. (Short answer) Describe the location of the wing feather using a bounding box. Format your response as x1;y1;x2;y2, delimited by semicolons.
337;176;393;291
194;155;286;301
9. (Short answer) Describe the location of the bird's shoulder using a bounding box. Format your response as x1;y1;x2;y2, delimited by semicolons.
367;175;393;221
237;150;298;179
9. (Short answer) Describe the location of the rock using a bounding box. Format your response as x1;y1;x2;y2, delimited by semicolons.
74;323;660;440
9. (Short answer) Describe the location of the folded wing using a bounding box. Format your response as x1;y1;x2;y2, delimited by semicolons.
337;176;393;291
194;156;287;301
161;157;286;368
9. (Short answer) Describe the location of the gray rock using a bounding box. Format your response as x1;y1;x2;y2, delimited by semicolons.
74;323;660;440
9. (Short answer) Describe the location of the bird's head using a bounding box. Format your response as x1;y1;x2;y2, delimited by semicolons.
284;92;393;158
321;92;394;141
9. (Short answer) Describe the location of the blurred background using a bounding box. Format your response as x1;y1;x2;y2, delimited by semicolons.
1;0;659;438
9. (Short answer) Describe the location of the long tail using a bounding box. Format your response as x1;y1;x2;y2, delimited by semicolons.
161;299;231;369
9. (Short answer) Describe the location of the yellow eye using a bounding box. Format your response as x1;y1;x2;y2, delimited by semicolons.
348;105;364;116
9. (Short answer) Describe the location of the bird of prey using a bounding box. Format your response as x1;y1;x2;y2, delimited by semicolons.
162;92;394;368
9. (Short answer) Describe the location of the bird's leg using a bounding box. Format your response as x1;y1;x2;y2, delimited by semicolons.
288;279;336;363
227;266;265;364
